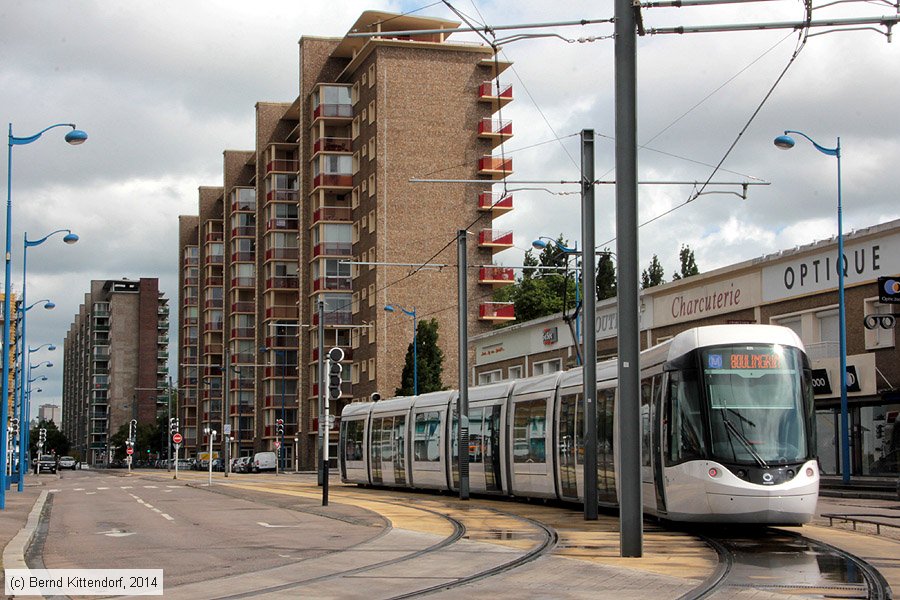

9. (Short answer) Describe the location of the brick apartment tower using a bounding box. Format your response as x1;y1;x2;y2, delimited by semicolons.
178;11;516;468
62;279;169;465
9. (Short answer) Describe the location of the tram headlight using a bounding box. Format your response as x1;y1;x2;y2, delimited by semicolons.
806;467;815;477
736;469;747;480
708;467;719;478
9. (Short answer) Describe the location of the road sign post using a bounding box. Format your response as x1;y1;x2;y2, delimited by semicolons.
173;442;181;479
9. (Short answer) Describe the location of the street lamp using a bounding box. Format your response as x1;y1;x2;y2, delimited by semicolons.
384;304;417;395
12;306;53;488
3;122;87;509
203;427;217;486
532;237;582;362
774;129;848;484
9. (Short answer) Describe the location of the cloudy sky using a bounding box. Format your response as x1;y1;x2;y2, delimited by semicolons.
3;1;898;413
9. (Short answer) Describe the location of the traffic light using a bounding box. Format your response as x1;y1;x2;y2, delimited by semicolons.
9;418;18;435
38;428;46;446
327;347;345;401
129;419;137;440
169;417;179;435
275;419;284;436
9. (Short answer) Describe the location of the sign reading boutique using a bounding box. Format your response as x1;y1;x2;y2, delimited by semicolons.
762;232;900;302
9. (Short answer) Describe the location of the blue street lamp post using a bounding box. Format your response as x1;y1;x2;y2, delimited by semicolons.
774;130;849;484
384;305;417;395
532;238;582;363
20;340;54;485
4;123;86;508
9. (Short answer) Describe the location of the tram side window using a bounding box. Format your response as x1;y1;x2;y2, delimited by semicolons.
641;379;653;467
513;399;547;463
468;408;485;463
666;370;706;465
343;419;365;461
414;411;442;462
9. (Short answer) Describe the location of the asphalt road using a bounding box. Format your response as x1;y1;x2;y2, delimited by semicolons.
34;469;384;590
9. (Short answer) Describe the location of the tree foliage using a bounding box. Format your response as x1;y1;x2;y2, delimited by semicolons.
494;235;579;325
596;248;617;300
396;318;445;396
672;244;700;280
641;254;666;289
29;419;69;457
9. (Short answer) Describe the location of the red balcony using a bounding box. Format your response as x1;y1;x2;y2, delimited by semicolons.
265;190;298;203
230;197;255;213
205;230;224;242
231;327;256;340
312;206;352;223
206;276;223;287
313;174;353;189
312;242;352;257
312;103;353;120
183;277;198;287
231;277;255;288
232;301;254;313
266;218;299;231
264;335;297;349
231;226;254;238
231;251;254;263
478;118;513;148
184;297;198;306
478;229;514;251
479;302;515;321
265;277;299;290
313;276;351;291
183;316;198;326
265;305;296;319
479;266;515;286
204;298;223;309
203;343;223;355
312;311;352;326
478;156;513;179
478;191;513;215
204;321;223;333
266;159;299;173
183;256;199;266
478;81;513;108
265;366;299;379
313;137;352;154
265;247;299;261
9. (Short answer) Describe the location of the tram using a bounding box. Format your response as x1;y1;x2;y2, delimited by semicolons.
340;325;819;524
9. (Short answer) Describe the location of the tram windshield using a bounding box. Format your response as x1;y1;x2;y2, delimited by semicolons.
701;344;808;466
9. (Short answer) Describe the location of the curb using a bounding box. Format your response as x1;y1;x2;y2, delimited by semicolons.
2;490;48;569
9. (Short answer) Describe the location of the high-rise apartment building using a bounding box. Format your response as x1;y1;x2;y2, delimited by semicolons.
62;279;169;465
178;11;516;469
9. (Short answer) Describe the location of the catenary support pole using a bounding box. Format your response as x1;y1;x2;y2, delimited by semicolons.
581;130;598;521
457;229;470;501
317;300;325;487
615;0;644;557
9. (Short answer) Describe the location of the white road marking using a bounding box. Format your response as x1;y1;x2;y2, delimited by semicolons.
143;485;158;489
96;529;135;538
48;489;60;493
85;492;96;495
257;522;300;528
97;487;109;490
161;514;174;521
73;488;85;491
121;486;133;489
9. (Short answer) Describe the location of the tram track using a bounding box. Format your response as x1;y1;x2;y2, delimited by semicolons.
681;527;893;599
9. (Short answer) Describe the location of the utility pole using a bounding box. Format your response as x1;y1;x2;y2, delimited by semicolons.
317;300;325;486
616;0;643;557
581;130;598;521
457;229;470;501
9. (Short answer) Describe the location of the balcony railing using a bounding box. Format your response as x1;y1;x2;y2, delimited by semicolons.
183;256;199;266
478;156;513;178
203;321;223;333
479;302;516;321
312;103;353;120
265;305;296;319
265;189;299;203
313;137;352;154
231;251;254;263
312;206;352;223
479;266;515;285
312;242;352;257
478;191;513;214
313;276;352;291
478;229;514;248
478;118;513;136
232;301;254;313
478;81;513;106
204;298;224;309
312;174;353;189
206;276;223;287
205;230;224;242
312;311;353;326
265;247;299;261
231;226;255;238
266;159;299;173
265;277;299;290
230;197;256;213
264;335;298;349
231;277;255;288
183;277;198;286
205;254;224;265
230;327;255;339
264;366;299;379
266;218;299;231
184;297;199;306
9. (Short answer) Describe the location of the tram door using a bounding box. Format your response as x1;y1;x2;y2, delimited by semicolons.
652;375;667;515
640;377;657;513
558;391;583;501
370;417;383;485
392;415;406;485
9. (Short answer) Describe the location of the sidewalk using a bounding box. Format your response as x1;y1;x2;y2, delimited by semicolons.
0;474;48;590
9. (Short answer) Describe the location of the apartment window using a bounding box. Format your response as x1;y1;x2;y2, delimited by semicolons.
864;298;895;350
361;143;367;159
368;63;375;87
368;358;376;380
817;309;839;344
361;215;368;231
368;283;375;307
352;116;360;140
368;137;376;160
361;108;367;123
351;328;360;348
351;81;359;105
361;72;367;87
361;286;367;304
351;187;359;209
774;315;803;339
368;100;376;124
508;365;523;380
352;292;360;316
352;363;360;384
352;152;360;175
368;174;376;197
533;359;562;376
368;209;376;233
361;178;367;194
361;360;367;373
368;247;376;269
352;222;360;243
478;370;502;385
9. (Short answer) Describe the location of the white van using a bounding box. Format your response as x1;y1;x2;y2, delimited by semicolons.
252;451;277;473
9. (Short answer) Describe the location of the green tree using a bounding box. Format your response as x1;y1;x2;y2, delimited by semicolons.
596;248;617;300
641;254;666;289
397;318;445;396
672;244;700;280
29;419;69;457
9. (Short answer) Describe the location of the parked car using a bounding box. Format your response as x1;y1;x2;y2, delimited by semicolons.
37;456;57;474
236;456;252;473
252;451;277;473
58;456;77;470
176;459;193;470
211;458;225;472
